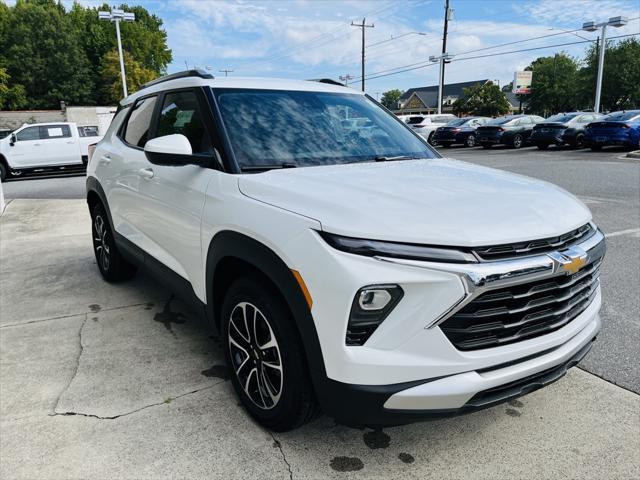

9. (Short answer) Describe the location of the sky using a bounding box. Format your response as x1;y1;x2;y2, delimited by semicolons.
40;0;640;96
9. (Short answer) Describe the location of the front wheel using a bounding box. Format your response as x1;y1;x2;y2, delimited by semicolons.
572;134;585;149
427;132;436;145
222;277;318;431
90;203;136;281
465;135;476;148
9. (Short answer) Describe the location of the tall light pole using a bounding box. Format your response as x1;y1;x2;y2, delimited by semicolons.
582;16;628;113
98;8;136;98
339;74;354;87
429;53;454;114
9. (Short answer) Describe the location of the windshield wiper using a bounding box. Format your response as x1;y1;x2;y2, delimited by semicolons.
372;155;419;162
240;163;298;172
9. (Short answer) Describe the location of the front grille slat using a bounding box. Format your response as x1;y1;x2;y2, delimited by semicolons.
440;257;601;351
474;224;594;261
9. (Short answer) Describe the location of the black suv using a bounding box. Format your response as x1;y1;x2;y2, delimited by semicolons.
433;117;490;148
531;112;604;149
476;115;545;149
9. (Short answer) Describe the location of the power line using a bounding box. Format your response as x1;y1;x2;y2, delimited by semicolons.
361;32;638;82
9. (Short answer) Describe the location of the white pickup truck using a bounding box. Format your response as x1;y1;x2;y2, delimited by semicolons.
0;122;102;180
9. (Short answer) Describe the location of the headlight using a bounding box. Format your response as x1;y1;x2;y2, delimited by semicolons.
347;284;403;346
319;231;477;263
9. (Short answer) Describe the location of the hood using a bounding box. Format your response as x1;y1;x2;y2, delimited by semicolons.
238;158;591;247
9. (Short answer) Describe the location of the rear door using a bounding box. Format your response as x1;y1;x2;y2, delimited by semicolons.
135;87;218;285
39;124;81;166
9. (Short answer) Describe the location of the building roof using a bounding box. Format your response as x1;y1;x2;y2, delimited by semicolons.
400;79;490;104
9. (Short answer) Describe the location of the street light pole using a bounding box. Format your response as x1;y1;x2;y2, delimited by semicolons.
582;16;628;113
429;53;454;114
99;9;136;99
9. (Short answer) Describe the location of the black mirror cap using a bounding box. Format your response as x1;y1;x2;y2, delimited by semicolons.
144;150;211;167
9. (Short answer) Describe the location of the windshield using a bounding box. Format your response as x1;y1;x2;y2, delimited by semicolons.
605;111;640;121
487;117;514;125
545;113;580;123
214;89;437;169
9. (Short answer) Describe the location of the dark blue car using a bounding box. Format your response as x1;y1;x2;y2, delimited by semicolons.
585;110;640;151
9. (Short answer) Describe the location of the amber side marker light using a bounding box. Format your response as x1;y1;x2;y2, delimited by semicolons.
291;270;313;309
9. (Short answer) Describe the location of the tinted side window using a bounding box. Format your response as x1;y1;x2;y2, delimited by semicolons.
16;126;41;141
123;96;157;147
157;90;212;154
41;125;71;139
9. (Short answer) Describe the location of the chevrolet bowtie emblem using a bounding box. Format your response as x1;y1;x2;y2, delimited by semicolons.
548;246;588;275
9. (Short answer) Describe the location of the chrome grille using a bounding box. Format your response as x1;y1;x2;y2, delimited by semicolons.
473;224;594;261
440;258;601;351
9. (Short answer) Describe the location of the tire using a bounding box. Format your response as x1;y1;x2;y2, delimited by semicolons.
222;276;318;431
511;134;524;149
590;144;603;151
536;144;549;150
90;203;136;282
0;162;6;181
481;143;492;149
427;132;435;145
464;135;476;148
573;134;585;149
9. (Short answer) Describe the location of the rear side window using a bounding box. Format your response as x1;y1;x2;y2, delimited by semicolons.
156;90;212;154
407;116;424;124
16;126;41;141
123;96;157;147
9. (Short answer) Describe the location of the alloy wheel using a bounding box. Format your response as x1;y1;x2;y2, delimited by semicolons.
93;214;110;271
466;135;476;147
228;302;283;410
513;135;523;148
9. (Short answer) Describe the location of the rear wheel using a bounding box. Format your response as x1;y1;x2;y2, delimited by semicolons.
511;134;524;149
90;203;137;281
222;276;318;431
573;134;585;149
464;135;476;148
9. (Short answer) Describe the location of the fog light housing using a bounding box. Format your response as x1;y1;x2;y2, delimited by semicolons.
346;284;403;346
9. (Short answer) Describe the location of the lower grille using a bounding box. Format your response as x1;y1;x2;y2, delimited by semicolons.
440;259;601;351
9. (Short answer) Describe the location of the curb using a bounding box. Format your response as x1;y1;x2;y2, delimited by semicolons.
626;150;640;159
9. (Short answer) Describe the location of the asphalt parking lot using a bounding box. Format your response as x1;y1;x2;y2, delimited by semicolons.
1;146;639;479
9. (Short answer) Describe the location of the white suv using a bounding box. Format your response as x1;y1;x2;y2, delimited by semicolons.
86;70;605;431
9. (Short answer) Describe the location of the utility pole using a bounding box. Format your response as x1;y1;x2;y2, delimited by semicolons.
98;8;135;98
339;74;354;87
438;0;452;114
351;18;374;92
219;69;234;77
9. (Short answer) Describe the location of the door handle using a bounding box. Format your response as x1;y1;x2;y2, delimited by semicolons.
99;155;111;164
138;167;154;179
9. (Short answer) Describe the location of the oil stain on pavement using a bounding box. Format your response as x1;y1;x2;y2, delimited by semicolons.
398;452;415;464
153;295;187;338
363;430;391;449
330;456;364;472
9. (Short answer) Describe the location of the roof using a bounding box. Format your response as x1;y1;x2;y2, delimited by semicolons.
400;79;490;104
122;75;361;106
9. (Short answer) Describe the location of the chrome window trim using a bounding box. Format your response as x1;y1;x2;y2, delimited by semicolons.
375;228;606;329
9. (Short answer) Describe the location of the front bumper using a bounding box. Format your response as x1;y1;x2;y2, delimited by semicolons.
320;315;598;426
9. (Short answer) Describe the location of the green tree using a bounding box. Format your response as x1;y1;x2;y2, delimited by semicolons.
99;50;156;104
380;89;404;109
0;68;28;110
578;38;640;111
452;82;511;117
525;53;580;116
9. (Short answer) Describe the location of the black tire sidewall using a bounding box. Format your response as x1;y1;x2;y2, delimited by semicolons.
222;277;314;430
90;203;135;281
0;163;6;181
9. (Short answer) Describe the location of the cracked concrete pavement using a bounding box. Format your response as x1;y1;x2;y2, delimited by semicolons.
1;199;639;479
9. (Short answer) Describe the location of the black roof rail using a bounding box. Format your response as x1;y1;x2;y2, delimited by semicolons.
140;69;214;90
308;78;345;87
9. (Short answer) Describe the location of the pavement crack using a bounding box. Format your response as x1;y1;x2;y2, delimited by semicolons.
50;313;88;415
270;433;293;480
49;383;224;420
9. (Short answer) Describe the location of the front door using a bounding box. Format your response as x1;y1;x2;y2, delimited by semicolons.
9;126;43;168
136;88;218;291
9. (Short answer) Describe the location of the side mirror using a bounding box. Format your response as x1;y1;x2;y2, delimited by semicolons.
144;134;196;166
9;133;16;146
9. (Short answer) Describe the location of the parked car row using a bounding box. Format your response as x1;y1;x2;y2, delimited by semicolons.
399;110;640;151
